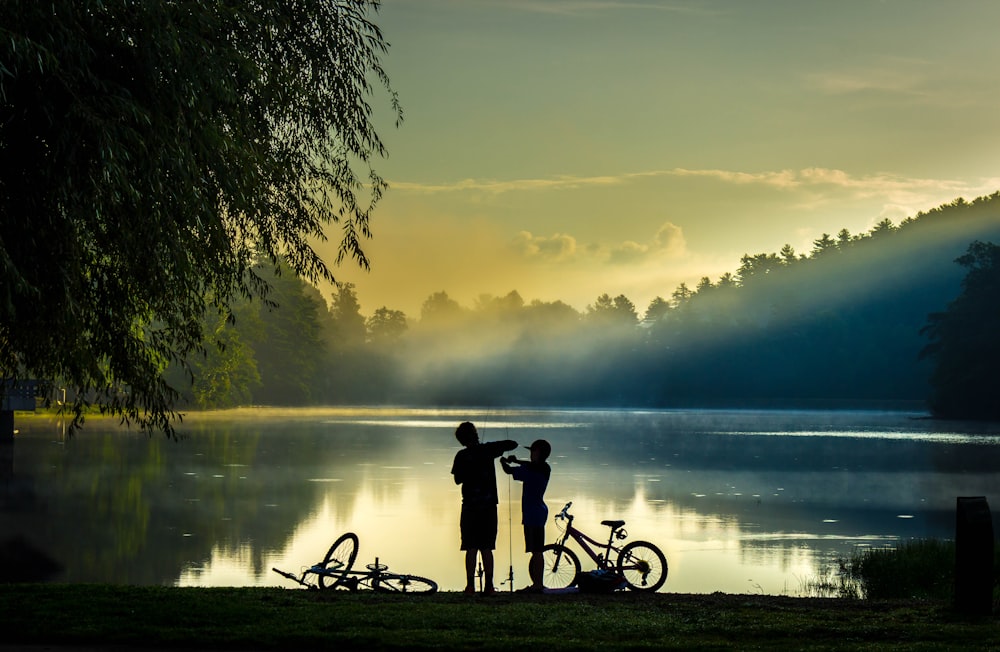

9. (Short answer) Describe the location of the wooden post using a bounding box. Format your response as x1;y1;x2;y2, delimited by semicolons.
955;496;994;616
0;410;12;442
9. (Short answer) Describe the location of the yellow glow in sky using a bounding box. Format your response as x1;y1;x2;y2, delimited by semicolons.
317;0;1000;317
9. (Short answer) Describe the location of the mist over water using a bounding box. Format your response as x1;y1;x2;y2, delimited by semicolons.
3;408;998;595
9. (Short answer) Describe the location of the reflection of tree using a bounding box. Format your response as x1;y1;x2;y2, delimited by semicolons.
8;416;437;584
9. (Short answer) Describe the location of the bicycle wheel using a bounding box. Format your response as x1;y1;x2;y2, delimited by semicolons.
317;532;359;589
616;540;667;592
540;543;581;590
373;573;438;594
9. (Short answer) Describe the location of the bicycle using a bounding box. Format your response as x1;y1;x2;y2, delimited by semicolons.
272;532;438;594
541;501;668;592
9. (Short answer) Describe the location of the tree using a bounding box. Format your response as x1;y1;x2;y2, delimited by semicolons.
185;308;261;410
522;299;581;334
695;277;715;294
869;218;897;239
670;283;693;307
811;233;837;257
475;290;525;316
324;282;391;403
920;241;1000;419
0;1;400;432
737;253;782;284
587;294;638;326
716;272;737;289
837;228;854;248
329;283;367;350
367;307;408;346
251;265;329;406
420;291;464;325
644;297;671;322
779;244;798;265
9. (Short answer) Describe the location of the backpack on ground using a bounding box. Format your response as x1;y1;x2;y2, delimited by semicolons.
575;569;627;593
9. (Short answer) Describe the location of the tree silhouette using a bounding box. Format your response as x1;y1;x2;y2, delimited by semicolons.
329;283;367;350
0;1;399;432
367;308;409;346
921;241;1000;419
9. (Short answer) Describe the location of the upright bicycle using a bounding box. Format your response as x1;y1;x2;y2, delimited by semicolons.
272;532;437;594
542;502;668;592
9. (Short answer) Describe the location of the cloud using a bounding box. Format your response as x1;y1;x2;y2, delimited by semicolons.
391;168;801;194
511;231;578;261
607;222;688;265
607;240;648;265
471;0;718;18
805;67;929;98
666;168;801;189
391;175;625;195
791;169;1000;218
390;167;998;210
801;56;996;109
512;221;687;267
654;221;686;256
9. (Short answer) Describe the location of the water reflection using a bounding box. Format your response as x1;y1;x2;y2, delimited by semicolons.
2;408;998;595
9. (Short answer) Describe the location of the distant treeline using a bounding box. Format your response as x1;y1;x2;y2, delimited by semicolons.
167;193;1000;419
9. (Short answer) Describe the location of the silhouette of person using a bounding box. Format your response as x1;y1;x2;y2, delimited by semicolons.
501;439;551;593
451;421;517;594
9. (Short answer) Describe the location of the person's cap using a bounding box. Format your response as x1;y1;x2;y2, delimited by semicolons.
525;439;551;457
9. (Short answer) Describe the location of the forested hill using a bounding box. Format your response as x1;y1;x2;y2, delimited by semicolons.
626;194;1000;408
171;193;1000;412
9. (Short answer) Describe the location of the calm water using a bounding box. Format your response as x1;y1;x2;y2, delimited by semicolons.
3;407;999;595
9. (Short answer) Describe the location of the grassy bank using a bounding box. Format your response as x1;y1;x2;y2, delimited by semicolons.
1;584;997;651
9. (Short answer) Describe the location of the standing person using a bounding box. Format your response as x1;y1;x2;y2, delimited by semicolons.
500;439;552;593
451;421;517;595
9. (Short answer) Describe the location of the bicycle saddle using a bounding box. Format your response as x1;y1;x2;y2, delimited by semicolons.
601;519;625;529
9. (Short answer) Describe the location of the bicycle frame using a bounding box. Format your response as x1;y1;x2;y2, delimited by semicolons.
272;559;346;590
553;505;623;569
544;502;668;592
274;556;437;594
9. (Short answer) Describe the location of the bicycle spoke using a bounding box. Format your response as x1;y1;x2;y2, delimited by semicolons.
616;541;668;592
373;574;437;594
318;532;359;590
541;544;580;590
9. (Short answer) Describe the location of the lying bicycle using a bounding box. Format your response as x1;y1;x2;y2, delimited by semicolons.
272;532;438;594
542;501;668;592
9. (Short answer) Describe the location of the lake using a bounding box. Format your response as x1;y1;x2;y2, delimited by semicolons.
2;407;998;595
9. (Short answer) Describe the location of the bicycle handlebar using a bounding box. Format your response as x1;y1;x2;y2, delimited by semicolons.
272;567;306;585
556;501;573;520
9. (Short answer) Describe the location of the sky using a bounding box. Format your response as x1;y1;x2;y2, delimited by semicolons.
315;0;1000;318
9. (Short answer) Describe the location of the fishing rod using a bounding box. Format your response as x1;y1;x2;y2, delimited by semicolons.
500;408;514;592
507;458;514;592
485;405;515;592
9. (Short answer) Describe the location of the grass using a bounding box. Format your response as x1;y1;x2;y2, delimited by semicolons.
0;583;997;651
837;539;1000;602
839;539;956;600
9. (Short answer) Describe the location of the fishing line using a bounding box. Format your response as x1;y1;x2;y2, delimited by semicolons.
486;404;515;591
505;413;514;592
479;408;490;593
480;406;517;592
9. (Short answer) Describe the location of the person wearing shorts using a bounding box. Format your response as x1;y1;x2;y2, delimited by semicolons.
451;421;517;594
501;438;552;593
